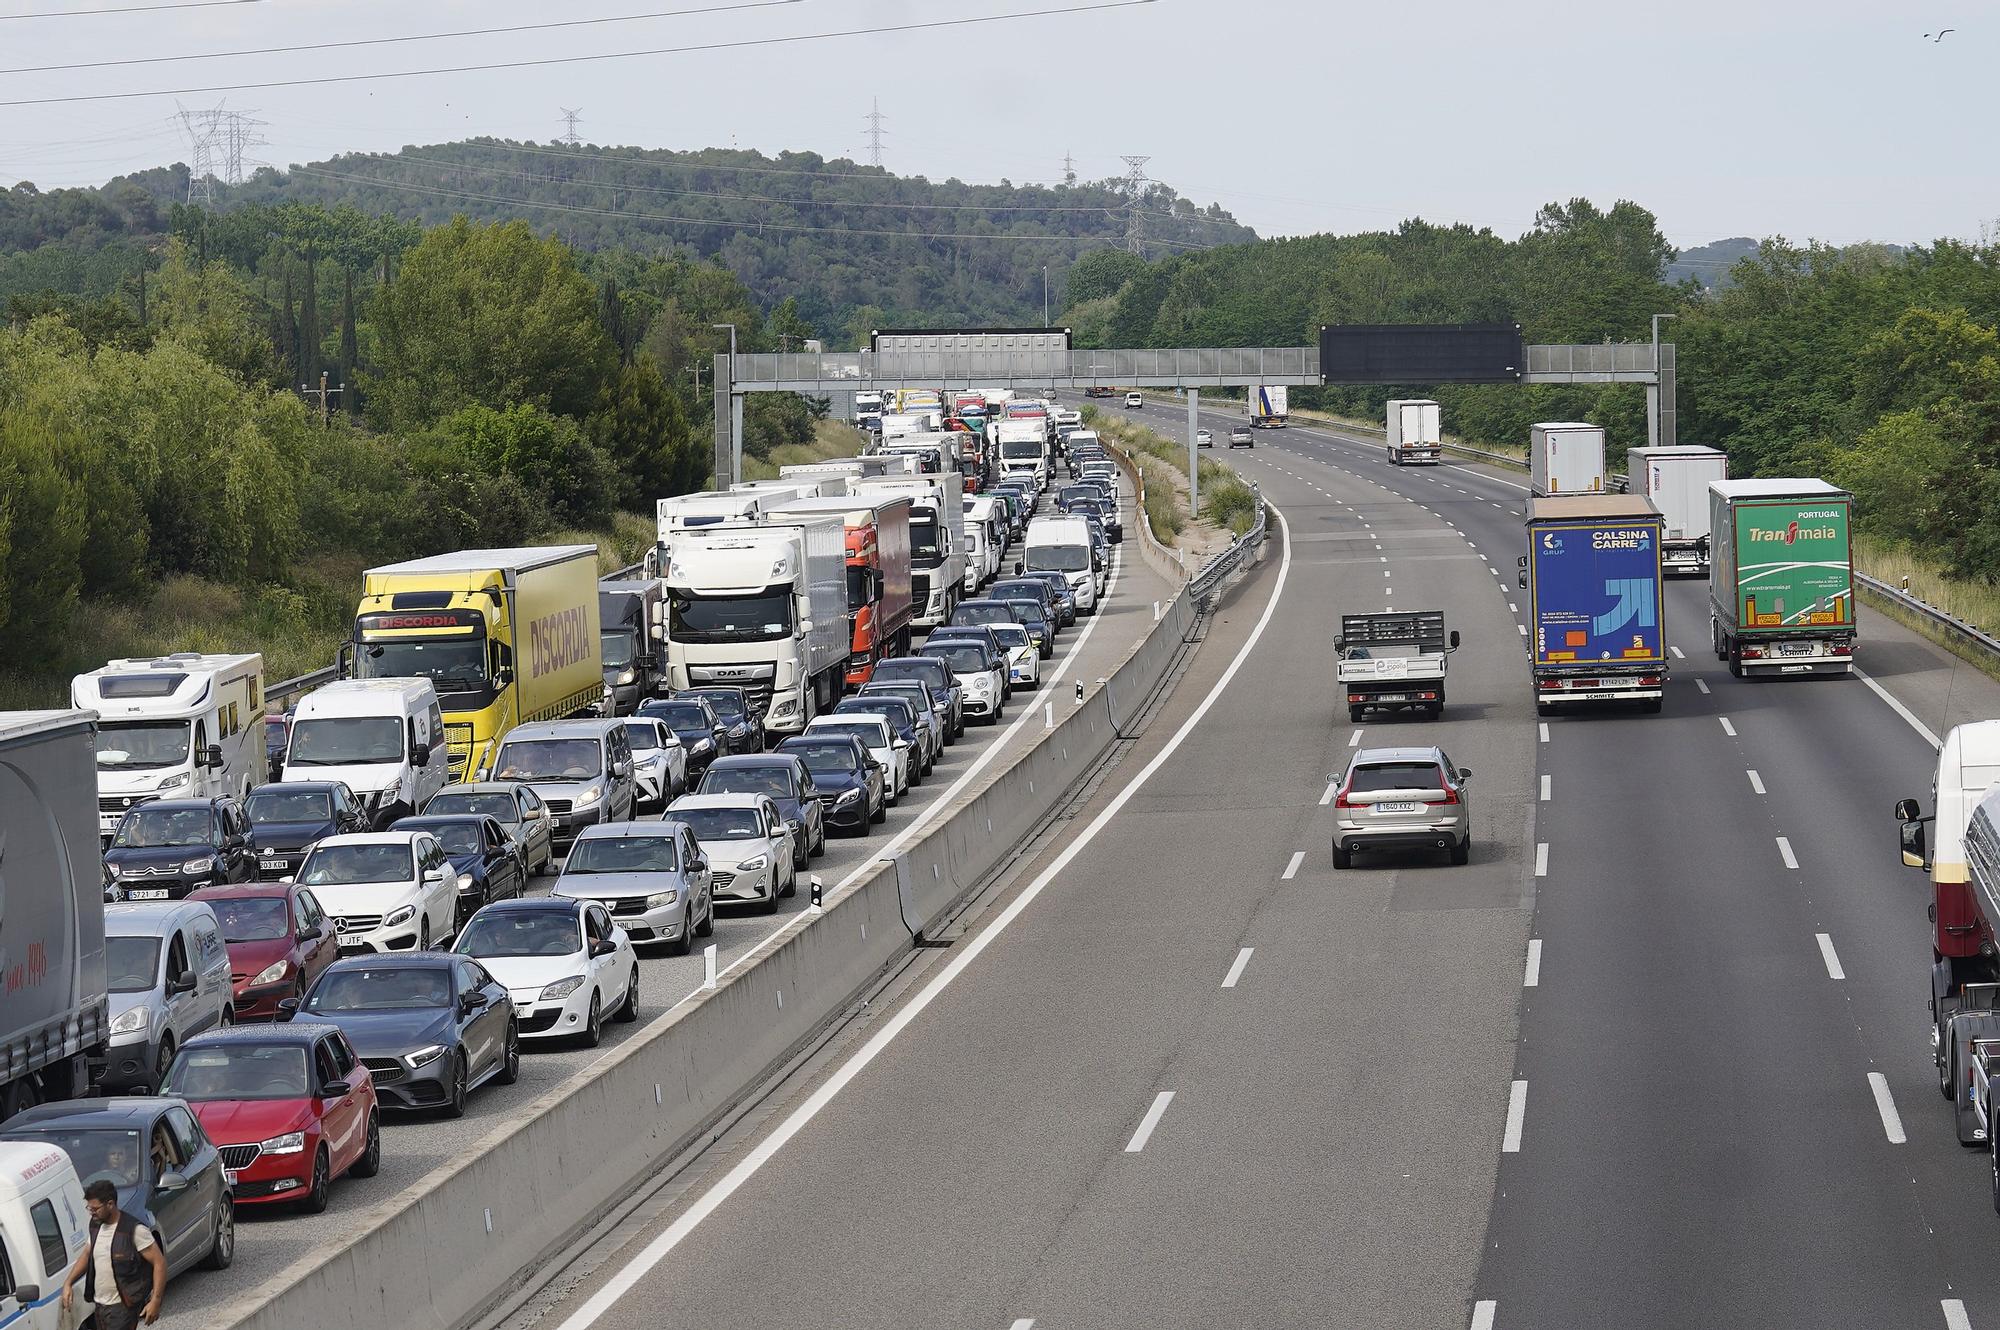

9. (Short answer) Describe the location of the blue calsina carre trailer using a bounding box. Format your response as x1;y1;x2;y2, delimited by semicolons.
1520;495;1668;716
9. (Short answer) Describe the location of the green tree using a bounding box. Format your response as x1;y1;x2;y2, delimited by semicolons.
0;406;86;664
429;402;615;529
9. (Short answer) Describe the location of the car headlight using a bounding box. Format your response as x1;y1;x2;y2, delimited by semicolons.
540;975;586;1000
260;1131;307;1155
182;856;217;875
403;1043;448;1070
106;861;123;877
835;788;862;806
616;669;636;685
252;960;290;986
693;738;715;753
384;905;416;927
645;890;678;908
158;771;191;791
736;855;769;873
575;784;604;806
110;1005;149;1035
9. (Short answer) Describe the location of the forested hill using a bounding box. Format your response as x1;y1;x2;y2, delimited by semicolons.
1;141;1255;341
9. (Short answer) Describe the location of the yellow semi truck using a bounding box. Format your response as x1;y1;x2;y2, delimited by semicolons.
341;547;602;784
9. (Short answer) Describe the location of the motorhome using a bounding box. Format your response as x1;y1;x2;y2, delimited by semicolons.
74;653;266;842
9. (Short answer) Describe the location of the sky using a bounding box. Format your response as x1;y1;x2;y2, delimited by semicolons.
0;0;1992;253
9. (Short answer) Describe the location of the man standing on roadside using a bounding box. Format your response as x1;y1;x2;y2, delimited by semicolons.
59;1178;167;1328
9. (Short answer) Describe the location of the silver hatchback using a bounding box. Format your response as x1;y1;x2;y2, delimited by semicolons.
1331;746;1472;868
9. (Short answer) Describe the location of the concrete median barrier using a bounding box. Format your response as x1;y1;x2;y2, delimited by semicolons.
212;584;1203;1330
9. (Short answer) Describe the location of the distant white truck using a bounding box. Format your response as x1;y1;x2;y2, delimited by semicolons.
1528;422;1607;498
73;652;266;843
1250;384;1289;428
1628;444;1729;576
1385;399;1442;465
854;474;966;629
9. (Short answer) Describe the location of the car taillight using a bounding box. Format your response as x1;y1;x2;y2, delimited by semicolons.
1418;692;1438;701
1333;785;1357;810
1637;676;1662;686
1832;644;1853;655
1347;694;1364;704
1536;678;1560;690
1740;646;1763;659
1437;770;1459;805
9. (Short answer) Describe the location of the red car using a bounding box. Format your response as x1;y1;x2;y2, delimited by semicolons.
192;882;340;1020
161;1024;380;1211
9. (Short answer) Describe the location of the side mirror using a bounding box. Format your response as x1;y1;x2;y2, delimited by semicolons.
170;969;197;995
1458;767;1472;780
411;747;431;768
203;745;224;769
1894;797;1922;822
589;938;617;958
320;1080;351;1099
275;996;301;1020
1518;570;1529;589
1901;820;1928;870
459;990;489;1015
690;856;708;873
800;619;816;634
1448;630;1461;650
612;759;632;777
298;922;323;941
11;1286;40;1306
424;867;446;883
156;1172;189;1195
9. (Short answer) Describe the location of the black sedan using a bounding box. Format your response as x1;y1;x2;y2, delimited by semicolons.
246;781;368;881
776;734;884;832
638;697;725;778
832;695;932;780
673;686;764;754
389;813;527;927
289;953;517;1117
104;797;258;902
1014;571;1078;626
696;754;825;868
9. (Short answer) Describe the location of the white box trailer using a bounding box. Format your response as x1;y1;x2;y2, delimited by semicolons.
1250;385;1289;428
1629;445;1729;575
1385;399;1442;465
1529;422;1607;498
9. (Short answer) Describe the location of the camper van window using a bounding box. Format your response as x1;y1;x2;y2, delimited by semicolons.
97;674;189;698
287;716;403;765
95;719;194;769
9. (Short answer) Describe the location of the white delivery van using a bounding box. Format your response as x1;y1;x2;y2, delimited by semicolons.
74;653;267;843
0;1140;88;1330
1024;516;1099;615
282;678;448;828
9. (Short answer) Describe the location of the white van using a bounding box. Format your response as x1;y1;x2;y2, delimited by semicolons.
282;678;448;828
0;1141;87;1330
74;653;267;843
961;520;986;594
1024;517;1098;615
967;496;1006;582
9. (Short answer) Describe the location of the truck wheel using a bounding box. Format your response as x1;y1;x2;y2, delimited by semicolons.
1945;1033;1963;1101
1727;645;1744;679
1712;621;1727;662
1332;841;1351;870
1348;706;1363;723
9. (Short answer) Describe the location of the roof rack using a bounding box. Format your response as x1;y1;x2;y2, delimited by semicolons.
1338;611;1446;651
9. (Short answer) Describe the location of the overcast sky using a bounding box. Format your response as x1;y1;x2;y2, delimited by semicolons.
0;0;1990;252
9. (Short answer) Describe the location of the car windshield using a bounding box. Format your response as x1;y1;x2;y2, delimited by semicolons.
989;624;1031;650
781;740;858;774
300;842;414;886
210;897;291;942
622;723;660;752
812;721;882;748
287;716;404;766
105;936;161;993
455;912;580;958
922;646;986;674
12;1129;147;1188
247;790;332;824
687;692;746;722
645;702;710;730
864;686;926;712
840;700;909;728
702;765;795;798
670;589;792;641
94;719;192;770
1027;546;1091;573
564;835;679;873
675;807;764;840
113;806;219;849
494;739;602;781
954;604;1012;626
306;965;451;1011
428;822;483;855
165;1044;312;1101
1349;762;1444;792
599;631;636;669
427;792;518;823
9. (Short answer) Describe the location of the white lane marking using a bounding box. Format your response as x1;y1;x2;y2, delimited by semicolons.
1502;1080;1528;1152
1777;836;1798;869
1747;769;1765;794
552;512;1296;1327
1943;1299;1972;1330
1534;843;1549;877
1524;939;1542;988
1471;1302;1498;1330
1817;933;1846;980
1869;1072;1907;1144
1696;678;1711;695
1380;556;1388;563
1348;728;1363;747
1854;665;1943;750
1538;722;1549;743
1539;775;1551;801
1319;780;1338;806
1012;1322;1036;1330
1509;602;1518;613
1222;947;1255;988
1669;645;1685;659
1282;852;1304;881
1383;569;1391;577
1125;1090;1175;1153
1719;716;1736;736
1517;624;1528;637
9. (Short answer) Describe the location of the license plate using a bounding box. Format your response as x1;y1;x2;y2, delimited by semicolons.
1374;693;1410;703
128;888;169;900
1778;642;1815;656
224;1168;239;1185
260;859;287;872
1377;801;1420;813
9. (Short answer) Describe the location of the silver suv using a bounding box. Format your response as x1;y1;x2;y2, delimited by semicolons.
1330;746;1472;868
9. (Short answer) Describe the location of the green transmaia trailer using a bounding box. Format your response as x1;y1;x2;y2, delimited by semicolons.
1707;478;1856;678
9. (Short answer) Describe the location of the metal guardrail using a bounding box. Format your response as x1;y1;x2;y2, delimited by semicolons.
267;560;650;713
1188;485;1267;608
1856;572;2000;667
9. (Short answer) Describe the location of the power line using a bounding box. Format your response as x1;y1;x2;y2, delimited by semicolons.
3;0;260;20
0;0;808;77
0;0;1159;108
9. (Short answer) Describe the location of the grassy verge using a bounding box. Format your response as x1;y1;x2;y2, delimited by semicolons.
1853;535;2000;681
738;420;867;482
1083;408;1259;541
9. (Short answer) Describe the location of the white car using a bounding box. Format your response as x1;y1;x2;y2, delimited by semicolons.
917;640;1007;724
619;717;687;814
453;896;639;1046
1196;428;1213;448
805;716;909;801
1124;392;1143;409
667;793;796;913
553;821;712;952
986;622;1041;688
295;831;460;953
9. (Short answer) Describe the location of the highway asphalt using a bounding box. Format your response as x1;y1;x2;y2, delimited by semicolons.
506;399;2000;1330
153;480;1177;1330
